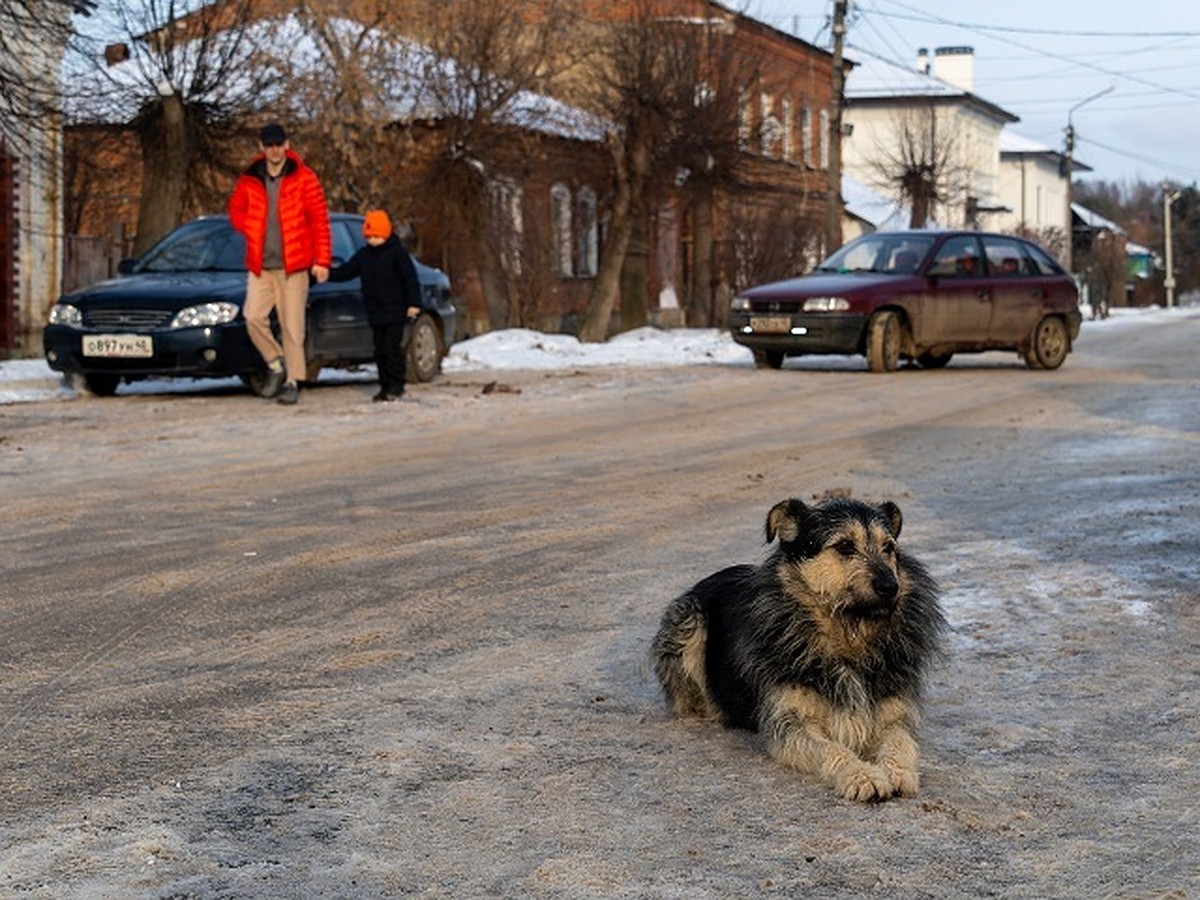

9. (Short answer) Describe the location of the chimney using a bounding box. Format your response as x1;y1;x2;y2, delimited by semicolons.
933;46;974;92
917;47;929;75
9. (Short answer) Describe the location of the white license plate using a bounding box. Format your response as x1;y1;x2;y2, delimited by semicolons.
82;334;154;358
749;315;791;334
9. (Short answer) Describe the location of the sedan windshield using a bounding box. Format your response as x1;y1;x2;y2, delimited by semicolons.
135;220;247;274
815;234;937;275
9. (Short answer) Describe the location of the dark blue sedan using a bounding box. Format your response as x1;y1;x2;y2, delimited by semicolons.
43;213;457;396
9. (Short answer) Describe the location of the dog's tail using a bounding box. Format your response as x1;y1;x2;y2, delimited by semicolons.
650;590;715;720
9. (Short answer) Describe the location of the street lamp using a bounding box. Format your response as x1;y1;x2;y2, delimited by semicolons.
1163;183;1181;307
1063;84;1114;273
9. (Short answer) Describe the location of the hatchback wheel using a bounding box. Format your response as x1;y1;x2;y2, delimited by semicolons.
867;311;901;373
1025;316;1069;370
405;313;444;383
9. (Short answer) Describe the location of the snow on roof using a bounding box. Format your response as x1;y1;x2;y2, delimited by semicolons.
1072;202;1126;235
66;15;608;142
1000;130;1054;154
845;49;963;101
1000;127;1091;173
844;48;1018;124
841;174;912;230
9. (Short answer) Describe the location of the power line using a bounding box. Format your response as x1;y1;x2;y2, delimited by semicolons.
875;2;1200;40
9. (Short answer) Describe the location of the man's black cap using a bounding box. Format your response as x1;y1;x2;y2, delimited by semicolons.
259;123;287;146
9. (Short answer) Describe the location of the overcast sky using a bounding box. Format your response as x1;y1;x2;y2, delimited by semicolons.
731;0;1200;189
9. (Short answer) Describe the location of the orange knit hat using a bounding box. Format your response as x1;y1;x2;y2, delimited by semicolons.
362;210;392;239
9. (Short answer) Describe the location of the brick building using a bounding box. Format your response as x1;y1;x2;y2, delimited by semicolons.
65;0;840;338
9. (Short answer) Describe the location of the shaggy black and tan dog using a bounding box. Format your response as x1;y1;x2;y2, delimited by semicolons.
651;496;945;802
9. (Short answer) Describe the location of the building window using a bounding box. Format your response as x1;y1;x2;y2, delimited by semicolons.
577;186;598;277
801;106;813;166
551;183;573;276
819;109;830;169
781;98;794;162
489;176;523;276
760;93;781;157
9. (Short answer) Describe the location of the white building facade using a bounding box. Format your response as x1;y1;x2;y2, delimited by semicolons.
839;47;1024;232
1;6;70;358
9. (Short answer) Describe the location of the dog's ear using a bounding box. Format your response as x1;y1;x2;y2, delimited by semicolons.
879;500;903;538
766;498;809;544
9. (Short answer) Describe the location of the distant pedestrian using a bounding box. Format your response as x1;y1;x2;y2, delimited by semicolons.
328;210;422;402
228;122;331;405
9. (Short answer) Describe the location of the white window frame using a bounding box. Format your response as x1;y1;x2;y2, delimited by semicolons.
801;106;813;167
551;182;573;277
576;186;598;277
819;108;830;170
489;176;523;276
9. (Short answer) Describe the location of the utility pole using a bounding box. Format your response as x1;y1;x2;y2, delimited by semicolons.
1063;85;1114;274
1163;183;1181;307
825;0;848;254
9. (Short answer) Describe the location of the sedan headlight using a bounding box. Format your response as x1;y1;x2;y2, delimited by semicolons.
802;296;850;312
730;295;751;312
48;303;83;327
170;301;240;328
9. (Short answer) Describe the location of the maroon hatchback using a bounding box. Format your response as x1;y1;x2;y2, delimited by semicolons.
729;230;1082;372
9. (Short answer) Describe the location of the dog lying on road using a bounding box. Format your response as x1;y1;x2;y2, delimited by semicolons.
651;496;945;802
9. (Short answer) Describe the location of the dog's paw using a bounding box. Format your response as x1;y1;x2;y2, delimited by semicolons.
885;765;920;797
836;764;897;802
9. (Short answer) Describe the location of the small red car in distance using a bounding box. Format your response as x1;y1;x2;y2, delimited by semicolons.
729;230;1082;372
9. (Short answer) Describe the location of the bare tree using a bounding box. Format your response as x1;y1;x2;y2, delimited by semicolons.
724;203;823;295
1013;225;1067;266
664;16;762;328
865;103;964;229
573;1;687;342
385;0;580;331
1;0;95;156
67;0;280;255
574;2;805;338
275;1;401;212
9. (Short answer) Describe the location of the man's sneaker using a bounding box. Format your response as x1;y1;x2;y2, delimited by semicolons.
262;357;285;398
277;381;299;405
372;390;397;403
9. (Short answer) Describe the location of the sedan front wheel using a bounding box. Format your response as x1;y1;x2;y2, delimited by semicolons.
867;311;901;373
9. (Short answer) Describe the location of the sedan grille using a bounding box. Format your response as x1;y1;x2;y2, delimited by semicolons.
84;309;174;329
750;299;802;314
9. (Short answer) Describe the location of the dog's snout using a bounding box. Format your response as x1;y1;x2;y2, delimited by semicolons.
873;568;899;603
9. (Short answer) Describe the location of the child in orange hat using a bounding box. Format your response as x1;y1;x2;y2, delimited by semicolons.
328;210;422;401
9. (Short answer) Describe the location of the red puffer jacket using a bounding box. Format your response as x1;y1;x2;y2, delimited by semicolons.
228;150;331;275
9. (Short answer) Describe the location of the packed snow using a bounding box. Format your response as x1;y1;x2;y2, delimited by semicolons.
0;306;1186;405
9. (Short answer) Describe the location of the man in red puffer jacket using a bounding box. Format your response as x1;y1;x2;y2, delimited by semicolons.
229;122;331;405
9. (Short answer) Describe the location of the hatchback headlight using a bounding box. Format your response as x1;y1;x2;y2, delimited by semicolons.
802;296;850;312
730;295;751;311
48;303;83;327
170;302;240;328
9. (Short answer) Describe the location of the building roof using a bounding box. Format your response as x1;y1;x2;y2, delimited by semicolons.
66;15;608;142
844;49;1018;125
1072;202;1126;236
841;174;913;230
1000;128;1091;174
